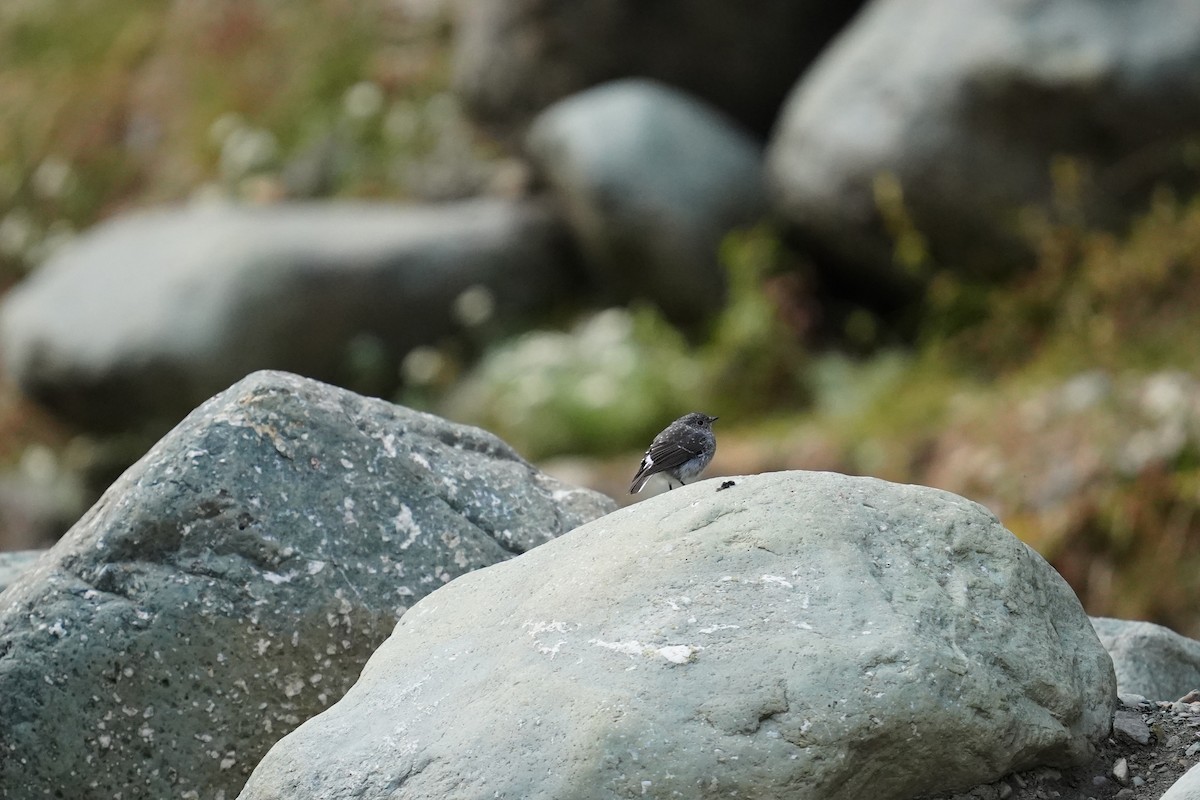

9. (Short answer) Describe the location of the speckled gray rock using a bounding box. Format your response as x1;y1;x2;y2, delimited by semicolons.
1091;617;1200;701
0;370;614;799
0;549;41;594
526;79;767;324
766;0;1200;282
1111;709;1151;745
0;198;576;433
238;471;1115;800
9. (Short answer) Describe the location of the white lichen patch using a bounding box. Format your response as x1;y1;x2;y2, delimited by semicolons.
538;641;566;658
655;645;700;664
589;638;700;665
548;487;590;509
760;575;793;589
283;675;306;698
523;620;571;637
590;638;648;657
394;505;421;550
662;596;693;611
523;619;578;658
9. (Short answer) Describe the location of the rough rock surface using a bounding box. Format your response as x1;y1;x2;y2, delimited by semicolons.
1092;617;1200;702
925;694;1200;800
526;79;766;324
1161;759;1200;800
767;0;1200;282
0;370;614;799
238;471;1114;800
0;198;576;433
0;549;41;594
453;0;864;141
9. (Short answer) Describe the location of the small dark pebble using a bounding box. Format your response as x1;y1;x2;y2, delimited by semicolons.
716;480;736;491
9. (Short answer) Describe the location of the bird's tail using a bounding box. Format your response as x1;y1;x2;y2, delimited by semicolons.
629;470;652;494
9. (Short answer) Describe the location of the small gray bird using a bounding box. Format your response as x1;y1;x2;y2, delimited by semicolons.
629;412;718;494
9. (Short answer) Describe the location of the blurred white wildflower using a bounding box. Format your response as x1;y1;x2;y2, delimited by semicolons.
219;126;279;180
401;346;445;386
453;285;495;328
0;210;36;258
343;81;385;121
32;156;75;200
384;101;422;144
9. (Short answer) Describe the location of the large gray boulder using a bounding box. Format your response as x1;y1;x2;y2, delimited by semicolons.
1091;617;1200;701
526;79;767;324
0;370;614;799
238;471;1115;800
767;0;1200;282
0;198;576;433
454;0;865;142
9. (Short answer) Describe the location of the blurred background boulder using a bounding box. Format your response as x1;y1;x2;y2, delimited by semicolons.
766;0;1200;285
0;199;577;433
525;78;767;326
453;0;865;142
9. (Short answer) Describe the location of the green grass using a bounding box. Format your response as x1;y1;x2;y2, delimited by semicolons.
0;1;459;281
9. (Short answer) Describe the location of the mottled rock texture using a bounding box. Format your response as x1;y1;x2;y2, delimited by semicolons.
0;370;614;799
239;471;1115;800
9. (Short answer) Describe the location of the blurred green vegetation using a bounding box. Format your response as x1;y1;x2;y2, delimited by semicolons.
825;183;1200;633
0;0;476;283
924;184;1200;379
439;226;810;459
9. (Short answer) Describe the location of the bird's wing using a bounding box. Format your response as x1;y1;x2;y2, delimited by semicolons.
643;436;704;472
630;440;697;492
629;424;709;493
